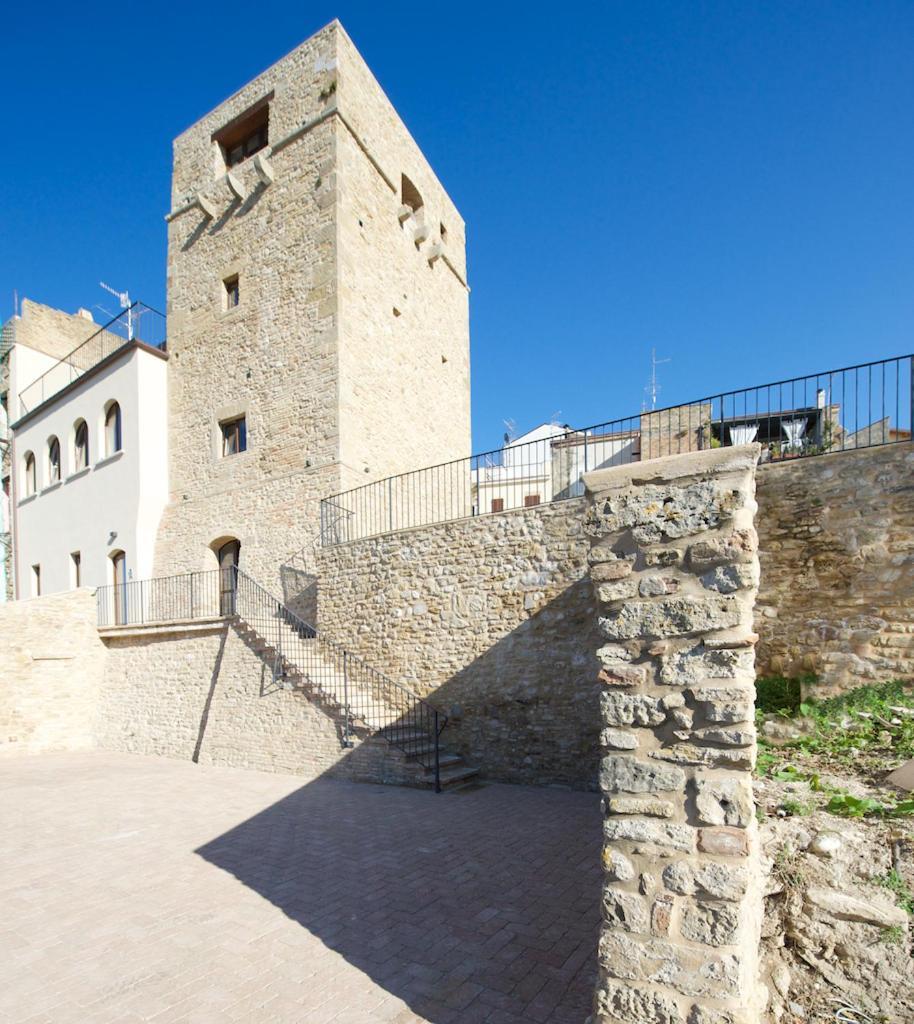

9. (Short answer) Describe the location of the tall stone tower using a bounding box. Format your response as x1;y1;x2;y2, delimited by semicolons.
154;20;470;598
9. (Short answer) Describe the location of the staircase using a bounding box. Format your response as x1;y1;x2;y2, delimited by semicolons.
233;570;479;791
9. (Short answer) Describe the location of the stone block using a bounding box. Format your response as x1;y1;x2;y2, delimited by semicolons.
602;728;639;750
697;828;749;857
603;888;650;932
607;796;675;818
601;693;668;727
604;818;696;854
679;903;741;947
601;755;686;794
600;596;744;642
594;981;682;1024
699;564;759;594
604;847;636;881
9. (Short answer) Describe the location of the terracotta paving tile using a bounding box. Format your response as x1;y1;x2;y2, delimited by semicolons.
0;751;600;1023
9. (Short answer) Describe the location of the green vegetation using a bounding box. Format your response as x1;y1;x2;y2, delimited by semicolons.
756;678;914;819
773;844;808;892
877;869;914;916
879;924;905;945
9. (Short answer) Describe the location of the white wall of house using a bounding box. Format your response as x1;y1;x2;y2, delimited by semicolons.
11;346;168;598
8;345;60;422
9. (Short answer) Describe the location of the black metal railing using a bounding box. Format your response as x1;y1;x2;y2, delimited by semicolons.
96;567;447;790
320;354;914;545
19;302;166;414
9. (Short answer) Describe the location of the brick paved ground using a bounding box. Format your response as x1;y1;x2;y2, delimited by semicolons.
0;753;600;1023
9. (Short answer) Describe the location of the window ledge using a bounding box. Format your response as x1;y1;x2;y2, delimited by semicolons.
218;448;252;463
66;467;92;484
218;305;243;320
41;481;63;495
18;493;37;508
95;450;124;471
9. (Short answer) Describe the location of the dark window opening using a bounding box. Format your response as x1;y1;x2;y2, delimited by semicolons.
224;275;240;309
214;96;272;169
32;564;41;597
72;552;81;588
48;437;60;483
105;402;122;456
74;420;89;471
24;452;36;496
221;416;247;457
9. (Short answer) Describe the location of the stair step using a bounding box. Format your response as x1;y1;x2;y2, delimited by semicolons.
435;765;480;788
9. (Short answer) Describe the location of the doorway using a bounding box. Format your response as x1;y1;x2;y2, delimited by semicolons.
217;540;240;615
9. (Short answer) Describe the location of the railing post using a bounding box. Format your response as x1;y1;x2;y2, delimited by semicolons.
434;710;441;794
342;651;352;748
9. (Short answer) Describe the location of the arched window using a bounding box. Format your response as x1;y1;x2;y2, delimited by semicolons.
401;174;423;214
104;402;122;456
48;437;61;484
73;420;89;471
23;451;36;496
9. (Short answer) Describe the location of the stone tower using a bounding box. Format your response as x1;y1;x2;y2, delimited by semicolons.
154;20;471;600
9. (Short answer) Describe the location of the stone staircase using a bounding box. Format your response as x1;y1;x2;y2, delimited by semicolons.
233;572;480;791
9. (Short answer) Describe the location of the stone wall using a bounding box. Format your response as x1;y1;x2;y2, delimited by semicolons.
0;589;106;754
317;500;602;787
97;619;424;786
316;444;914;791
754;441;914;693
584;445;764;1024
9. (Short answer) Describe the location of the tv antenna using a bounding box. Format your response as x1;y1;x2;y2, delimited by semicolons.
643;347;671;411
99;281;133;340
503;418;517;445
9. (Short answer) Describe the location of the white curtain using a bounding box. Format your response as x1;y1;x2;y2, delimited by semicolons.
782;418;807;450
728;423;758;445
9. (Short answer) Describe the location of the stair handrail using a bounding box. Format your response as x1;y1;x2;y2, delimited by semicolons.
233;569;447;790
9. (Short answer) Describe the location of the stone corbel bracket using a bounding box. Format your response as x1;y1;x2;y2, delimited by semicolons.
225;170;247;203
252;149;274;186
165;191;217;223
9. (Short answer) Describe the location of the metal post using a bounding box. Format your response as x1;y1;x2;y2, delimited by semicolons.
342;651;352;747
434;710;441;793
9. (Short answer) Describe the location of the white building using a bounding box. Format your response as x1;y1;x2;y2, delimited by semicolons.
472;422;640;514
6;302;168;607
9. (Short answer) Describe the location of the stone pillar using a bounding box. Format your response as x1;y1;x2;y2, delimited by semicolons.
583;445;764;1024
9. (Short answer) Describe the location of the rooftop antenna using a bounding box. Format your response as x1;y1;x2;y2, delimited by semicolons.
503;418;517;446
643;347;671;411
99;281;133;340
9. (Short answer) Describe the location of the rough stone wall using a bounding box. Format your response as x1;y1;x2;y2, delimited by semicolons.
584;445;764;1024
317;500;602;787
97;620;425;785
640;404;712;462
0;589;106;754
754;441;914;693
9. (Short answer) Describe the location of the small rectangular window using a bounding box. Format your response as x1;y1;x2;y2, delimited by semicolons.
221;416;247;457
31;564;41;597
223;275;240;309
524;494;541;507
491;498;505;513
71;552;81;589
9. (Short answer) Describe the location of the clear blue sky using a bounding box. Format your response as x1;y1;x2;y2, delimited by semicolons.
4;2;913;452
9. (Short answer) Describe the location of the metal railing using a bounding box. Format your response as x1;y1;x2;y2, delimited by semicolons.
96;567;447;790
18;302;166;414
320;354;914;545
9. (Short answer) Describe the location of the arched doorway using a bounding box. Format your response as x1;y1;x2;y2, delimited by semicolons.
111;550;127;625
217;539;240;615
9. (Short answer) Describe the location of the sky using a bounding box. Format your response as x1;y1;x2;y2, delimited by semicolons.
3;1;913;452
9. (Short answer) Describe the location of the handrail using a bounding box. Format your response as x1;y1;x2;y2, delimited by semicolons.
95;566;447;790
319;352;914;545
18;302;166;414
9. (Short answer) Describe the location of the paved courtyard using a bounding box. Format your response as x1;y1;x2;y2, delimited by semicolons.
0;753;600;1024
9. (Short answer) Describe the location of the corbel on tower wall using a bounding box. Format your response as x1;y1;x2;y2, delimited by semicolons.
583;444;765;1024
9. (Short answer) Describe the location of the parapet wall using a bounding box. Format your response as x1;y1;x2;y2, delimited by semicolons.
754;441;914;693
0;589;106;755
584;444;764;1024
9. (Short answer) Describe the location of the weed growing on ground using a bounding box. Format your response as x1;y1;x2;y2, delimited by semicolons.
877;869;914;916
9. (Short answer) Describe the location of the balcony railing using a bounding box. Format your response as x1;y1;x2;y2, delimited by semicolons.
320;354;914;546
18;302;166;415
